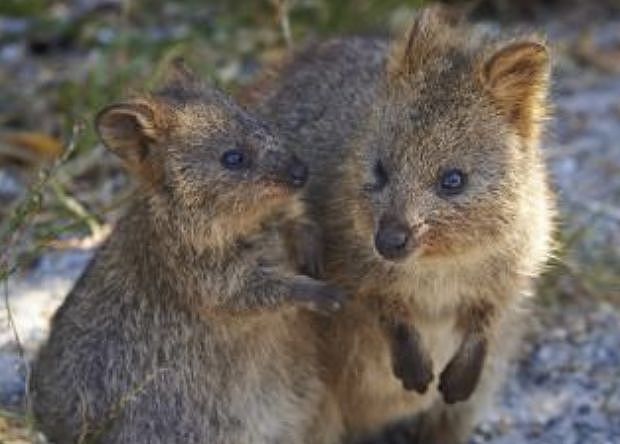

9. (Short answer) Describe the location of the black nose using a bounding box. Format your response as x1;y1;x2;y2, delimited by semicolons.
288;156;308;188
374;220;411;261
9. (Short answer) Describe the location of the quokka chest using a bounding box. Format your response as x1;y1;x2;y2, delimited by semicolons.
330;307;461;437
331;272;479;431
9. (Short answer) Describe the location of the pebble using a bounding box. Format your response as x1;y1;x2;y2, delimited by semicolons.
473;304;620;444
0;168;25;205
0;354;27;409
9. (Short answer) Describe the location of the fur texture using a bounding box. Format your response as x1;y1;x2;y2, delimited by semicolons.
254;6;555;443
31;64;343;444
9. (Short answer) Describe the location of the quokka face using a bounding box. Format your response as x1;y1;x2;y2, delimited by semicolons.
96;62;308;247
344;11;550;266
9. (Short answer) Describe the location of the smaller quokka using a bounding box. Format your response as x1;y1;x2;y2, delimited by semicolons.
31;61;343;444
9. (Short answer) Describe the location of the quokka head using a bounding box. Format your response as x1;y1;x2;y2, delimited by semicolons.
96;60;307;248
348;6;551;264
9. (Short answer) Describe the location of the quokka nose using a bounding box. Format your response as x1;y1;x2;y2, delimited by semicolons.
374;221;411;261
288;156;308;188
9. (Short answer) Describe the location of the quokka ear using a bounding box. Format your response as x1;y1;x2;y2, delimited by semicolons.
481;41;551;142
165;57;201;88
388;5;464;79
95;100;169;184
157;57;212;103
157;58;208;102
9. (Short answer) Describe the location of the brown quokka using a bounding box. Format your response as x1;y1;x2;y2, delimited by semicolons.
31;62;344;444
253;7;555;444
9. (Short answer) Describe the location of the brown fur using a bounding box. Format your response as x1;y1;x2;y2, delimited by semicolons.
254;6;555;443
31;63;344;444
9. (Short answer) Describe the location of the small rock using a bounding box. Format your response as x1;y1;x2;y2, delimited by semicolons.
0;167;25;206
0;354;27;409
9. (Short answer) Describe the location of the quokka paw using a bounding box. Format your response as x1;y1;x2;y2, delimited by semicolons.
292;223;325;278
438;334;487;404
296;243;324;279
390;322;434;393
290;276;346;313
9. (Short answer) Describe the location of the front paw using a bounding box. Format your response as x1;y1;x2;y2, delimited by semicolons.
296;239;324;279
290;276;345;314
292;222;325;278
390;322;434;393
438;334;487;404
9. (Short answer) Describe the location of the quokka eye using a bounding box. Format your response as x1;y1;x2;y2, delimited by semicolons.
439;168;467;196
363;160;388;193
221;149;249;170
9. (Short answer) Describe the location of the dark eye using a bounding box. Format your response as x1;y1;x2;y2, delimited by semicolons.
439;169;467;196
221;149;249;170
363;160;388;192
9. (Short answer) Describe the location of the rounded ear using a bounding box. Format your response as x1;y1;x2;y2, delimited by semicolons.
95;100;168;184
481;41;551;142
